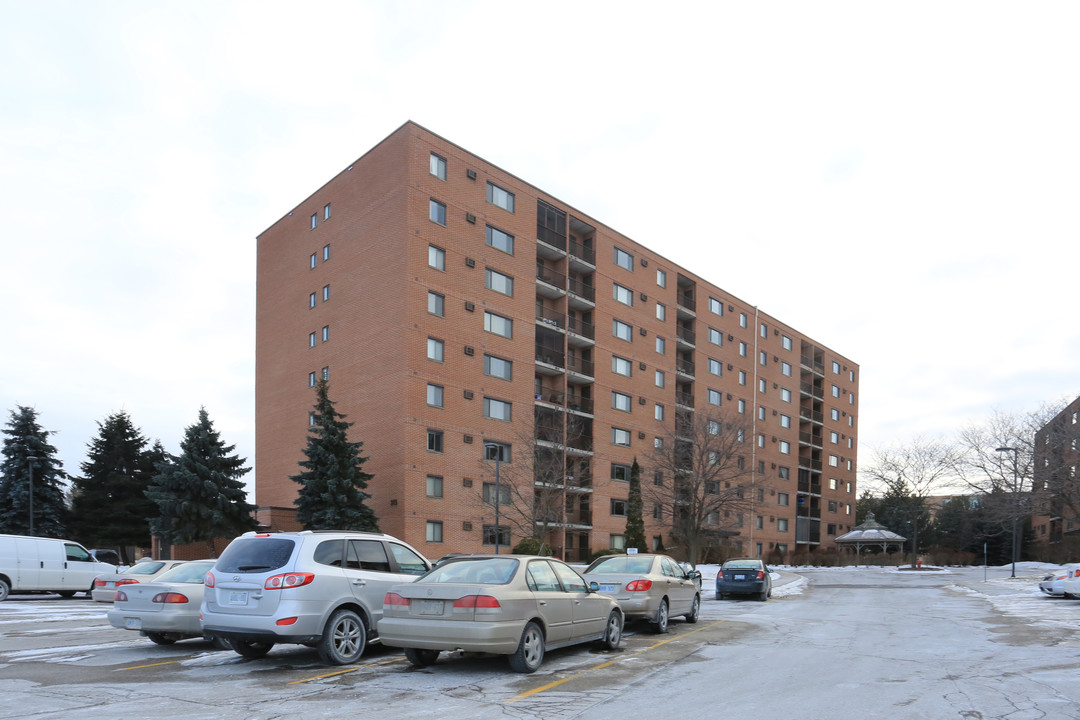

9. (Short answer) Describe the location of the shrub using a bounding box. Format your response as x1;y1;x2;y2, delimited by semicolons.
512;537;552;556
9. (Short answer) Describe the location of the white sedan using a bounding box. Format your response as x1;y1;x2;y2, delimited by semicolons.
107;560;227;647
91;560;188;602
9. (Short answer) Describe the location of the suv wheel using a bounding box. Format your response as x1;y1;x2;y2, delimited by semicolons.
318;608;367;665
232;640;274;659
404;648;440;667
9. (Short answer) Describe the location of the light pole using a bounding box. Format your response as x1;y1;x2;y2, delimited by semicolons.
484;443;501;555
996;446;1020;578
27;456;40;536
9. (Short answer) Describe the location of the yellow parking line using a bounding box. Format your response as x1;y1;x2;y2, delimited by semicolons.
509;620;724;703
122;660;182;670
288;656;404;685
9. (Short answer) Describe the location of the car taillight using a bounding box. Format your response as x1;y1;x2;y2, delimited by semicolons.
756;571;765;580
626;580;653;592
94;578;107;588
264;572;315;590
205;572;215;588
384;592;409;606
115;590;128;602
152;592;189;604
115;578;141;587
453;595;501;608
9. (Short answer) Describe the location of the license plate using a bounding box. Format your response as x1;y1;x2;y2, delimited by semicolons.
228;591;249;606
734;574;746;580
599;584;617;593
124;617;142;630
419;600;444;615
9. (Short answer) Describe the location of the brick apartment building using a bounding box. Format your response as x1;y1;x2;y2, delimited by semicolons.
255;121;860;562
1032;395;1080;557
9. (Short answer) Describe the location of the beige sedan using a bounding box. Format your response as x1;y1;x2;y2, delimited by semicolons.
378;555;623;673
582;553;701;632
91;560;188;602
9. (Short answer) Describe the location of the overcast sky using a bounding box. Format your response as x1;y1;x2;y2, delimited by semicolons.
2;1;1078;501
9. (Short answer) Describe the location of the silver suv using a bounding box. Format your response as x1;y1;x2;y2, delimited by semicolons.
201;530;430;665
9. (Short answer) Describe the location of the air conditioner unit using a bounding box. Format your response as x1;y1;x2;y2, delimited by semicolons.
639;327;647;336
640;258;649;267
638;397;646;405
466;169;477;180
639;362;647;371
463;521;473;530
465;301;475;312
772;410;778;416
466;213;476;224
463;435;473;444
462;478;473;487
464;346;475;356
638;431;646;440
640;292;647;302
464;390;474;400
465;257;476;267
728;334;734;341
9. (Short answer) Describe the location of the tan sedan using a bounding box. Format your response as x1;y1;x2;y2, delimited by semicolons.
583;553;701;632
378;555;623;673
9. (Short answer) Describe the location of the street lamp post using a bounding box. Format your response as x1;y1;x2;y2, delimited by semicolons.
995;446;1020;579
484;444;501;555
27;456;40;536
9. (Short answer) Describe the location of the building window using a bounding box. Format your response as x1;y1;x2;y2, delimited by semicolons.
655;336;665;354
322;326;329;342
427;383;444;408
308;371;316;387
429;153;446;180
708;358;721;376
311;213;317;229
324;203;331;220
426;521;443;543
829;455;840;467
708;328;722;346
485;268;514;296
310;253;317;269
654;436;663;449
653;471;664;487
309;292;317;309
780;414;791;428
610;499;627;517
612;391;632;413
655;370;665;388
486;225;514;254
739;312;747;328
484;311;513;338
321;285;329;302
655;404;664;421
781;361;792;377
427;337;444;362
760;350;767;366
428;245;445;271
426;475;443;498
486;181;515;212
613;283;634;306
613;319;633;342
484;397;512;421
614;246;634;270
309;332;316;348
428;291;445;316
739;341;747;357
828;500;838;513
610;534;627;550
781;388;792;403
779;466;790;480
830;432;839;445
738;399;746;413
429;199;446;226
482;482;511;506
779;440;790;454
777;518;789;532
782;334;792;351
611;463;631;482
612;355;632;377
656;268;666;287
708;389;721;406
656;303;666;321
777;492;789;506
612;427;631;447
427;429;443;453
653;503;663;520
759;378;767;394
483;441;512;462
484;354;512;381
483;525;511;546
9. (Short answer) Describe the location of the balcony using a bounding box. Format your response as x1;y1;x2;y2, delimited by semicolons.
676;325;696;348
800;354;825;377
536;265;567;298
567;316;596;346
535;383;565;406
799;406;824;425
535;422;594;455
565;392;594;415
676;357;696;379
537;225;567;255
800;381;824;400
676;391;695;409
566;354;595;381
535;473;593;492
798;430;823;449
536;305;566;331
677;292;696;312
535;343;565;374
567;275;596;309
568;236;596;269
797;479;822;495
795;517;821;544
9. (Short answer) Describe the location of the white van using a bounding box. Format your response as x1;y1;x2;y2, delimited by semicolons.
0;534;118;601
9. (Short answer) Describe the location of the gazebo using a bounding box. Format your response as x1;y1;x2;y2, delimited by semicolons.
835;512;907;563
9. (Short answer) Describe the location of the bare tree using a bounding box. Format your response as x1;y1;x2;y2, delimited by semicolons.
645;410;754;564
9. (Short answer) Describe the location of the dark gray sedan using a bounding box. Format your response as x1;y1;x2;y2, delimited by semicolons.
716;558;772;601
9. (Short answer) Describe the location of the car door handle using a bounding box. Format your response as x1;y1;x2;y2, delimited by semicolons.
538;600;548;606
352;579;367;587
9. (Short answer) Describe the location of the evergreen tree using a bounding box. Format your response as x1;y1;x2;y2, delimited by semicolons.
0;406;68;537
624;458;646;552
146;407;255;555
292;380;378;531
69;412;158;560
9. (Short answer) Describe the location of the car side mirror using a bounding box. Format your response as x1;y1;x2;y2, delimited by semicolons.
689;570;702;580
589;581;599;593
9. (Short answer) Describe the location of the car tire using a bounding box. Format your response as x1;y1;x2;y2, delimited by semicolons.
0;578;10;602
508;621;545;673
650;599;669;634
686;594;700;623
232;640;274;659
758;589;768;602
404;648;440;667
716;592;725;601
210;636;233;651
317;608;367;665
601;610;622;650
147;633;177;645
57;591;76;598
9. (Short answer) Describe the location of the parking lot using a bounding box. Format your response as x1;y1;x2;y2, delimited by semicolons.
2;565;1079;720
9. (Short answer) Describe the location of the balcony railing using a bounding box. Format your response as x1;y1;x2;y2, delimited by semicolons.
535;344;565;367
536;306;566;330
799;431;823;447
535;384;565;405
800;381;824;400
537;226;567;252
677;293;696;311
566;393;594;414
676;358;696;376
797;479;822;495
676;391;695;408
568;238;596;266
800;355;825;376
677;325;696;345
566;355;595;378
795;517;821;544
536;264;566;290
567;316;595;341
567;276;596;303
799;407;824;424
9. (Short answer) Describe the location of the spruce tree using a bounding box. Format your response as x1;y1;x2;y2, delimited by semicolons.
292;379;378;531
625;458;647;552
0;406;68;537
69;411;158;559
146;407;255;555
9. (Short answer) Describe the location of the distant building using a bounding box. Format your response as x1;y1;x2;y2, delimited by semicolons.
254;121;860;561
1032;396;1080;554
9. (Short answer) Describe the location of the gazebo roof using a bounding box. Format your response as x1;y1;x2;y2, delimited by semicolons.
835;512;907;545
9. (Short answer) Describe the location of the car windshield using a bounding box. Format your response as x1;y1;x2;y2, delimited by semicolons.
125;561;167;575
724;561;761;570
586;556;654;575
155;562;214;584
419;558;519;585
